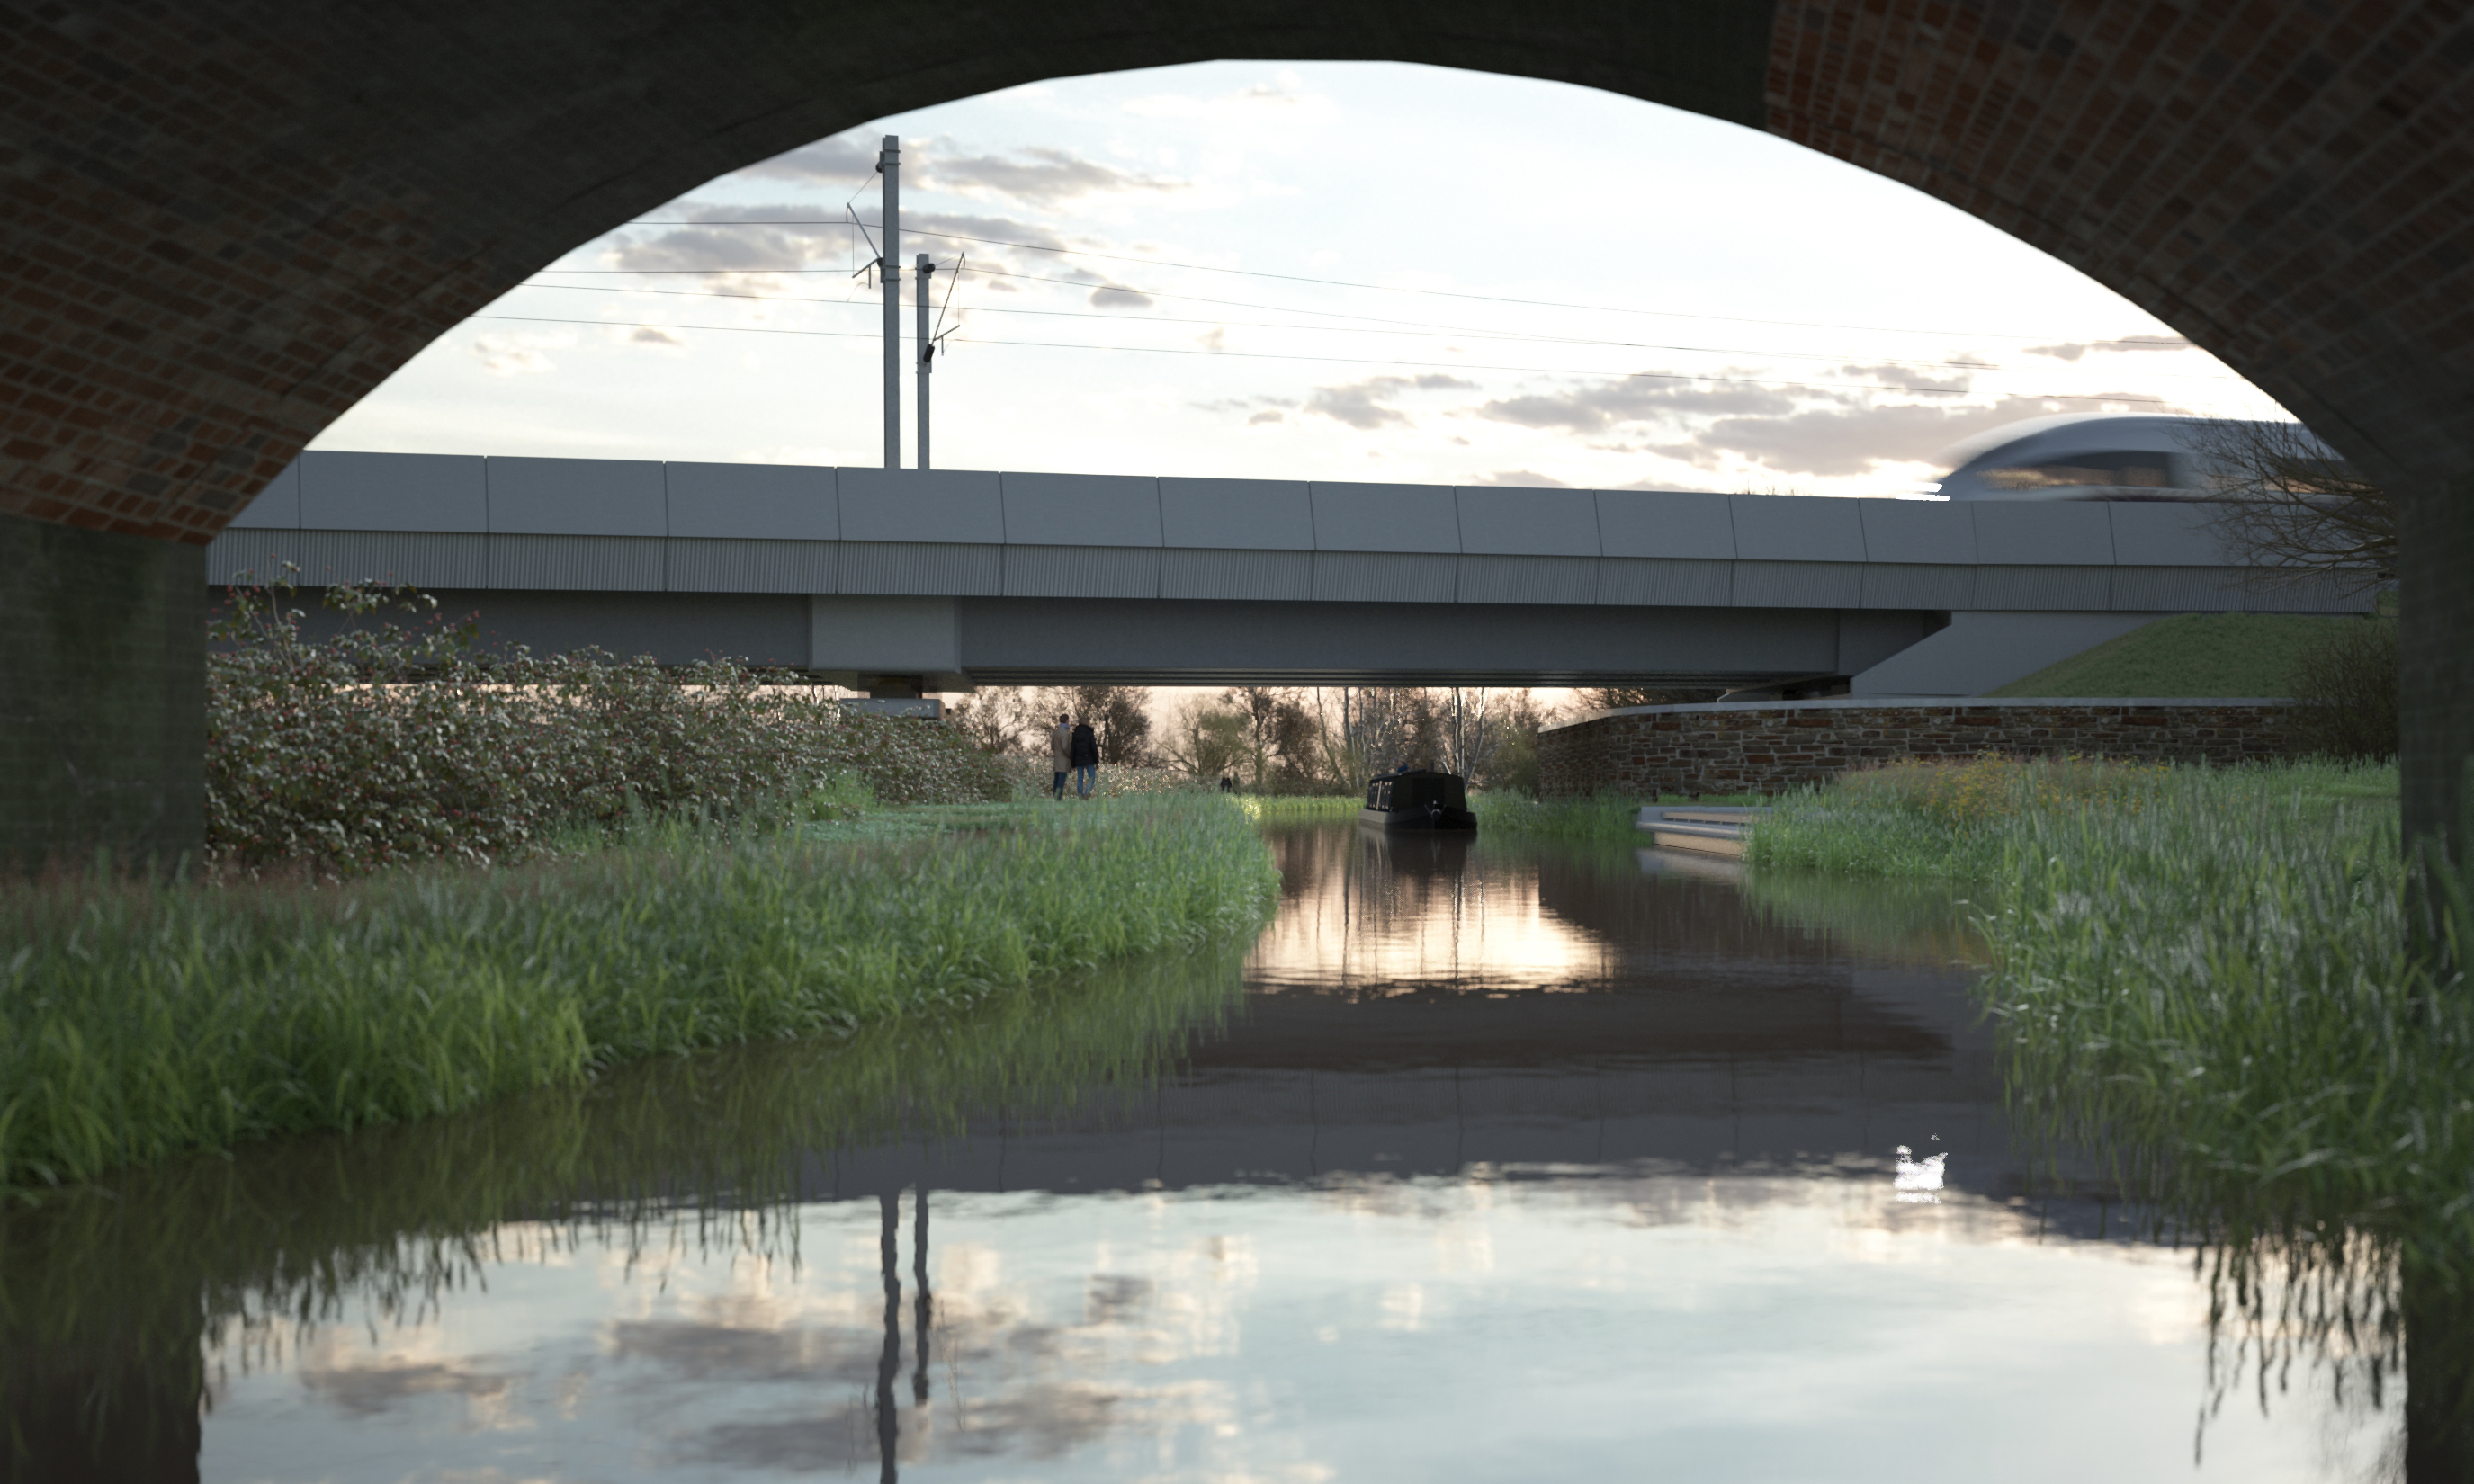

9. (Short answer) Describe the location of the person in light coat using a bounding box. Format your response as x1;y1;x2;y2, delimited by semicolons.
1048;713;1073;800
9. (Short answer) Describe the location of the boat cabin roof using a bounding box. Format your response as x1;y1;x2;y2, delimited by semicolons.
1365;770;1468;811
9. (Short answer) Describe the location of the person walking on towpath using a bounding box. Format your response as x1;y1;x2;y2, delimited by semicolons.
1069;718;1100;800
1048;713;1073;800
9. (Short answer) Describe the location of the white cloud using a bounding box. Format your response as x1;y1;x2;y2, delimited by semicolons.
1674;394;2183;476
470;334;564;376
2024;335;2192;361
920;146;1187;206
1473;371;2186;478
1303;374;1475;431
1121;73;1336;127
1475;379;1798;434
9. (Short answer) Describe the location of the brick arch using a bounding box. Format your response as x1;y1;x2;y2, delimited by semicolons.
4;0;2471;856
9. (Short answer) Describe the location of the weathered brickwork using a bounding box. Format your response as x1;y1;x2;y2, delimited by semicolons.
1766;3;2474;491
0;3;2468;544
1538;700;2299;799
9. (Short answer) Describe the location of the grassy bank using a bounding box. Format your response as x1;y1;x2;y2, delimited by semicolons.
1747;757;2474;1263
1743;754;2395;878
0;794;1278;1193
1984;611;2368;697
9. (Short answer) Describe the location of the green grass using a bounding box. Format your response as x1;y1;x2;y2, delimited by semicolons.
1241;795;1362;822
1475;794;1645;841
0;794;1279;1193
1746;755;2392;879
1985;611;2372;697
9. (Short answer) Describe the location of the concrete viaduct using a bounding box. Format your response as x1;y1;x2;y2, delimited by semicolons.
212;451;2362;694
3;3;2471;864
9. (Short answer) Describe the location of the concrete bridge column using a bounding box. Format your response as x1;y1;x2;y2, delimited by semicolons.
2404;476;2474;870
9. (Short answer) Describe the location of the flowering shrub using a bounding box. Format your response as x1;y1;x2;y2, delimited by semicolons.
994;755;1210;800
207;577;1010;873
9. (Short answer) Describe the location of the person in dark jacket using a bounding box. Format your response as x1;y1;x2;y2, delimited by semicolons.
1069;720;1100;799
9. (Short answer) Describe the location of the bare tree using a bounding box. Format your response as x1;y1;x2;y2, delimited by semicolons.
2191;419;2395;594
1306;687;1456;784
1439;687;1502;781
946;686;1039;754
1160;694;1248;781
1044;684;1153;764
1577;685;1725;711
1222;686;1295;789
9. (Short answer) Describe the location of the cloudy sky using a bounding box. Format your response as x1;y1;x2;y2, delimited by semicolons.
314;61;2290;498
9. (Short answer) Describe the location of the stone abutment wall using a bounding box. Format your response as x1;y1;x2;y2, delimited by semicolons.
1537;700;2299;799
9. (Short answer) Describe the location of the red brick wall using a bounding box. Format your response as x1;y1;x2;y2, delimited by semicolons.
1537;701;2299;799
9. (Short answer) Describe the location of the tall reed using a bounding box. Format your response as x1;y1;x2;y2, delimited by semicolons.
0;796;1278;1192
1742;754;2357;878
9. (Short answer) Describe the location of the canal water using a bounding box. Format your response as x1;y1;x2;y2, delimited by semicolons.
4;824;2394;1480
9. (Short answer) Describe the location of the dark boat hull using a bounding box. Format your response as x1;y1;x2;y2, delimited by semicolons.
1358;806;1478;832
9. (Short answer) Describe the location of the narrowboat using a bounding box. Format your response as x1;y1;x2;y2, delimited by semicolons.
1358;769;1478;831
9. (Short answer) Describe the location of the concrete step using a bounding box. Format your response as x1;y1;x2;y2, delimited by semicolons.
1639;819;1747;840
1647;827;1747;858
1635;805;1770;830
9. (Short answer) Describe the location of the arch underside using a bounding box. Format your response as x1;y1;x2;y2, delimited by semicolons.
2;1;2467;540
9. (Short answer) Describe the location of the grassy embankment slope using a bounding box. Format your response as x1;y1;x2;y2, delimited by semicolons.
1747;758;2474;1272
1985;611;2371;697
0;794;1278;1193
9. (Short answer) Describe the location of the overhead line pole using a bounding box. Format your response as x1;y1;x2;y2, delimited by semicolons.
878;135;900;470
916;253;935;471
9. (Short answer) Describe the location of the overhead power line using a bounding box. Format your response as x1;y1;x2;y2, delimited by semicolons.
504;278;2245;384
465;313;2176;404
588;218;2197;346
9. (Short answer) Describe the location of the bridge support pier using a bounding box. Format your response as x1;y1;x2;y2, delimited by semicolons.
0;513;203;870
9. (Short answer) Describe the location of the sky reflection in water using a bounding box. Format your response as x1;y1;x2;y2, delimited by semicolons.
193;826;2392;1482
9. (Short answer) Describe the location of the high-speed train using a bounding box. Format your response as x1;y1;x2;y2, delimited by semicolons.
1929;413;2335;502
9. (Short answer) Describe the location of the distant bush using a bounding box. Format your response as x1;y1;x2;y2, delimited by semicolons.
1835;752;2166;827
207;577;1009;874
2286;616;2398;760
994;755;1206;800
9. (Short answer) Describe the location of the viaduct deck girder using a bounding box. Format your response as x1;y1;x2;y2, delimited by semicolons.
209;451;2366;689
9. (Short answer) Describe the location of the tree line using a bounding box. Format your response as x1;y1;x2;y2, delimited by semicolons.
948;684;1559;794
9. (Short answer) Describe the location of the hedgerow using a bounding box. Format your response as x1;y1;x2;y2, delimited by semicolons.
206;576;1009;873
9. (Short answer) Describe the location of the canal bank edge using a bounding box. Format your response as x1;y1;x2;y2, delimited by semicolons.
1538;699;2298;799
